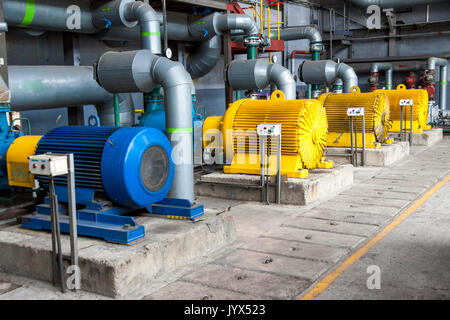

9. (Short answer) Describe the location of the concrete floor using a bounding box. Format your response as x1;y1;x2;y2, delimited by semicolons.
0;137;449;300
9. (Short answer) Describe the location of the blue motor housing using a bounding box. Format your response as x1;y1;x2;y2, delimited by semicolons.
36;126;174;209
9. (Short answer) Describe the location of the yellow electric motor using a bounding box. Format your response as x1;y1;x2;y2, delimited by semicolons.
7;136;42;188
374;84;429;133
203;90;332;178
317;86;391;149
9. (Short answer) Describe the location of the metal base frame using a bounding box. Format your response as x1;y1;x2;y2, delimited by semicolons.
21;199;145;245
149;198;204;220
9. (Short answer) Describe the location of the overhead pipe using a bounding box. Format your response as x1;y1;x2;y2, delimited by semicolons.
8;66;112;110
224;59;296;100
299;60;359;94
427;57;448;110
350;0;447;8
96;50;195;202
369;63;393;91
3;0;98;33
270;26;323;97
8;65;136;126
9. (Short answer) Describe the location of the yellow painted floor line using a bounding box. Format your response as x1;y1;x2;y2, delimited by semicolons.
300;173;450;300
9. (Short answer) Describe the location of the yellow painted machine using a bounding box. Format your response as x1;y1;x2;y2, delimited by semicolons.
317;87;391;149
203;90;332;178
374;84;430;133
6;136;42;188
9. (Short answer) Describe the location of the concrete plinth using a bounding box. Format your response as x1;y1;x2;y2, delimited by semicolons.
410;128;443;146
195;165;353;206
0;209;235;298
325;142;409;167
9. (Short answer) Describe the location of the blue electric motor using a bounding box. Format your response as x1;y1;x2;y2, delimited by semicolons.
22;126;174;244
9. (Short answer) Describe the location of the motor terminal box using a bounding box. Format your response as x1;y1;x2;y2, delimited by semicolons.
28;154;68;177
257;124;282;136
347;108;365;116
399;99;413;106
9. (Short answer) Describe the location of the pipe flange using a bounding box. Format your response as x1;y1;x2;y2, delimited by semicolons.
310;42;323;52
244;35;261;48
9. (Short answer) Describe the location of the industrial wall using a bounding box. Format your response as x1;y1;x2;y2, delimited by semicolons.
4;0;450;134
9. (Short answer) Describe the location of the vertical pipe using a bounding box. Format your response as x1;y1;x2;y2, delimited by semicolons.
113;94;120;127
162;0;168;52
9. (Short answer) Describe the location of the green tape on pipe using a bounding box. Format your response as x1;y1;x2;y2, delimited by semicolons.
441;82;448;85
141;32;161;37
166;128;193;133
386;84;393;87
20;0;36;27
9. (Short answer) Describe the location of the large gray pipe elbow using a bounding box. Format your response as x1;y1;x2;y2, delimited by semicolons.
96;50;195;202
214;13;259;36
370;63;393;89
299;60;358;93
188;12;258;41
267;63;297;100
186;35;222;79
336;63;359;93
225;59;296;100
270;26;322;51
122;0;162;54
428;57;448;110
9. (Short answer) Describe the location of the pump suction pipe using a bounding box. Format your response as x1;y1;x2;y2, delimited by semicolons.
270;26;323;97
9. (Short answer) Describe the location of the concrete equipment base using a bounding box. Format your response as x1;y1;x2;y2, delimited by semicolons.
0;209;235;299
195;165;353;206
325;142;410;167
410;128;443;146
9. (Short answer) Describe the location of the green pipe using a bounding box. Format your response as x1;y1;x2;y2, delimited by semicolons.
114;94;120;127
247;45;257;60
245;34;259;60
310;45;322;95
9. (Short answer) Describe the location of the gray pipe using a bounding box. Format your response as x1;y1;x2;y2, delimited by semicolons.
186;35;222;79
122;1;161;54
95;93;135;127
350;0;446;8
370;63;393;89
97;50;194;202
299;60;358;93
225;59;296;100
270;26;323;52
428;57;448;110
213;13;259;36
8;66;112;110
3;0;97;33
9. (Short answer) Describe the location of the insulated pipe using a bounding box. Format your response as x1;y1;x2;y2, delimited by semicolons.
186;35;222;79
299;60;358;93
350;0;447;8
8;66;112;110
96;50;194;202
122;0;161;54
224;59;296;100
370;63;393;90
3;0;97;33
270;26;323;53
428;57;448;110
